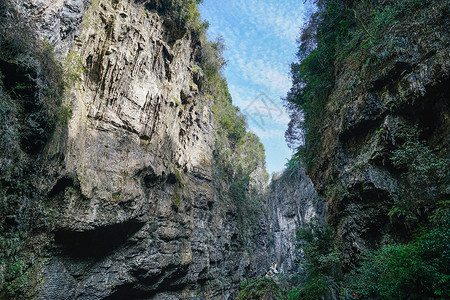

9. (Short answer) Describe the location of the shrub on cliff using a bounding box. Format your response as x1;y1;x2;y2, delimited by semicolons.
344;205;450;299
200;37;227;88
389;125;449;229
288;204;450;299
288;218;340;300
237;277;288;300
148;0;208;36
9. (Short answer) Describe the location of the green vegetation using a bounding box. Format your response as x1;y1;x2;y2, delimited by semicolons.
197;29;268;246
228;175;265;244
171;0;207;34
286;130;449;299
287;219;340;300
171;169;183;211
200;37;227;88
283;1;449;298
389;125;448;228
0;231;46;299
209;73;267;242
173;168;182;183
205;39;265;181
344;206;450;299
284;0;438;169
287;208;450;299
237;277;288;300
151;0;209;38
172;184;181;210
284;0;350;167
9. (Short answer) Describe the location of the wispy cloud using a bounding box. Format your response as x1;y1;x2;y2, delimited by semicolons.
200;0;310;173
234;0;308;43
229;86;290;128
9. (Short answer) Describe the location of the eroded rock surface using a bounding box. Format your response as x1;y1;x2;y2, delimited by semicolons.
15;0;90;56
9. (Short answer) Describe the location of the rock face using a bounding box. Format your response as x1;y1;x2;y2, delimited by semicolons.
308;0;450;270
15;0;90;56
1;0;329;298
265;167;326;275
1;0;271;299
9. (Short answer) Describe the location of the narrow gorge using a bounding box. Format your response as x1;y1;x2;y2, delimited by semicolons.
0;0;448;299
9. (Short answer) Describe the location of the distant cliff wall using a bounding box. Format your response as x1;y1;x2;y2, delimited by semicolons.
265;166;326;275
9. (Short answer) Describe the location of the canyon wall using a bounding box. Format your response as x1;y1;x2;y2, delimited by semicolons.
0;0;331;298
0;1;274;298
306;0;450;270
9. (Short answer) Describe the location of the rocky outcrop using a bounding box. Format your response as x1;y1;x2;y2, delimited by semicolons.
265;166;325;275
308;0;450;270
0;0;273;299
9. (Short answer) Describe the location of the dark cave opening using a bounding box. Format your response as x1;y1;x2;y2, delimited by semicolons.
54;220;145;258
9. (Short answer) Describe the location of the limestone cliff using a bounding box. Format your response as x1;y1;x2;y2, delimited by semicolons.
0;0;272;299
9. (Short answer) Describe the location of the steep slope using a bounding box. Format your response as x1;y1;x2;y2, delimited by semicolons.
0;1;271;299
311;0;449;268
284;0;449;298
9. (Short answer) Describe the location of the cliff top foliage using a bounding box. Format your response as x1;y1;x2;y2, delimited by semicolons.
145;0;209;39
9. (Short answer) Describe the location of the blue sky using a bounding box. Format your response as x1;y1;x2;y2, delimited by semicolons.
199;0;313;175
